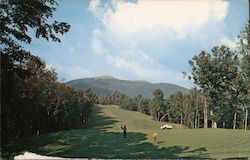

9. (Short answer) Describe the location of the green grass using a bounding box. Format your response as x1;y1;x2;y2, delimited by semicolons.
9;105;250;159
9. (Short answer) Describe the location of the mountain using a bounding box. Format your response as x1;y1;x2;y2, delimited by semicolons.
67;76;189;98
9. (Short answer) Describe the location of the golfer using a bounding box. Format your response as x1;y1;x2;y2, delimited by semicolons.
152;131;158;144
121;124;127;138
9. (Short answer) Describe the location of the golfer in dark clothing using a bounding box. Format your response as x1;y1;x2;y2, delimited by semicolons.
121;124;127;138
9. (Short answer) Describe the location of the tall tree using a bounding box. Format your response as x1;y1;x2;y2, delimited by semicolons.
135;95;144;113
189;88;204;129
168;91;185;125
188;45;240;128
150;89;165;121
237;23;250;130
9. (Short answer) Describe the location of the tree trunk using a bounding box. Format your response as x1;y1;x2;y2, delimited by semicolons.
233;112;237;130
203;96;208;128
210;110;217;128
191;112;194;129
180;113;183;125
197;113;200;128
195;109;198;129
212;117;214;128
160;113;168;122
157;112;160;121
213;122;217;128
168;111;171;123
245;109;248;130
210;111;217;128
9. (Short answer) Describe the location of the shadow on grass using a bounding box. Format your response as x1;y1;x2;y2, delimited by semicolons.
10;106;209;159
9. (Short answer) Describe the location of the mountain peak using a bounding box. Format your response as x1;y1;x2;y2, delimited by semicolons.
131;80;148;83
94;75;117;80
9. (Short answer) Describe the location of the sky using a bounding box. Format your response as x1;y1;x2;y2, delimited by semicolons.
26;0;249;88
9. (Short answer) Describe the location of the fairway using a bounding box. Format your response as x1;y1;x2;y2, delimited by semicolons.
13;105;250;159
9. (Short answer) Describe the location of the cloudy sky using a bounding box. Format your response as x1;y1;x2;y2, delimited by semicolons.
26;0;249;88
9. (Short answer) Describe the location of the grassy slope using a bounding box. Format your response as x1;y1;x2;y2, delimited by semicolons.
12;105;250;159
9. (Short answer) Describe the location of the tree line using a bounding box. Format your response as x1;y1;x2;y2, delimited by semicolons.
98;23;250;130
2;58;96;145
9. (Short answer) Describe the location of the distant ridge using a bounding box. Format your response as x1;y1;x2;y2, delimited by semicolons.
67;76;189;98
93;75;116;80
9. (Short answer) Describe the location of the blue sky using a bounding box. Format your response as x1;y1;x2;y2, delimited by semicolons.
26;0;249;88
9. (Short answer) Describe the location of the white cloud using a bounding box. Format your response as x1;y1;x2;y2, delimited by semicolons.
91;29;107;55
88;0;101;13
220;37;237;49
106;55;183;84
48;63;93;81
107;55;146;77
88;0;230;60
142;53;154;64
90;0;228;40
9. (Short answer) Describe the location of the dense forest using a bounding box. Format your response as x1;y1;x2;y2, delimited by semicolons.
1;0;249;156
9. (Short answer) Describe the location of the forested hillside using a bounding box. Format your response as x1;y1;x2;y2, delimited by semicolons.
67;76;189;98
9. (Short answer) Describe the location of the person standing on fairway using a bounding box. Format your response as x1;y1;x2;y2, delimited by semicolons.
152;131;158;144
121;124;127;138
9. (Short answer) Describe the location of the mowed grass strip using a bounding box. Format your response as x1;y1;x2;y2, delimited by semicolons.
13;105;250;159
